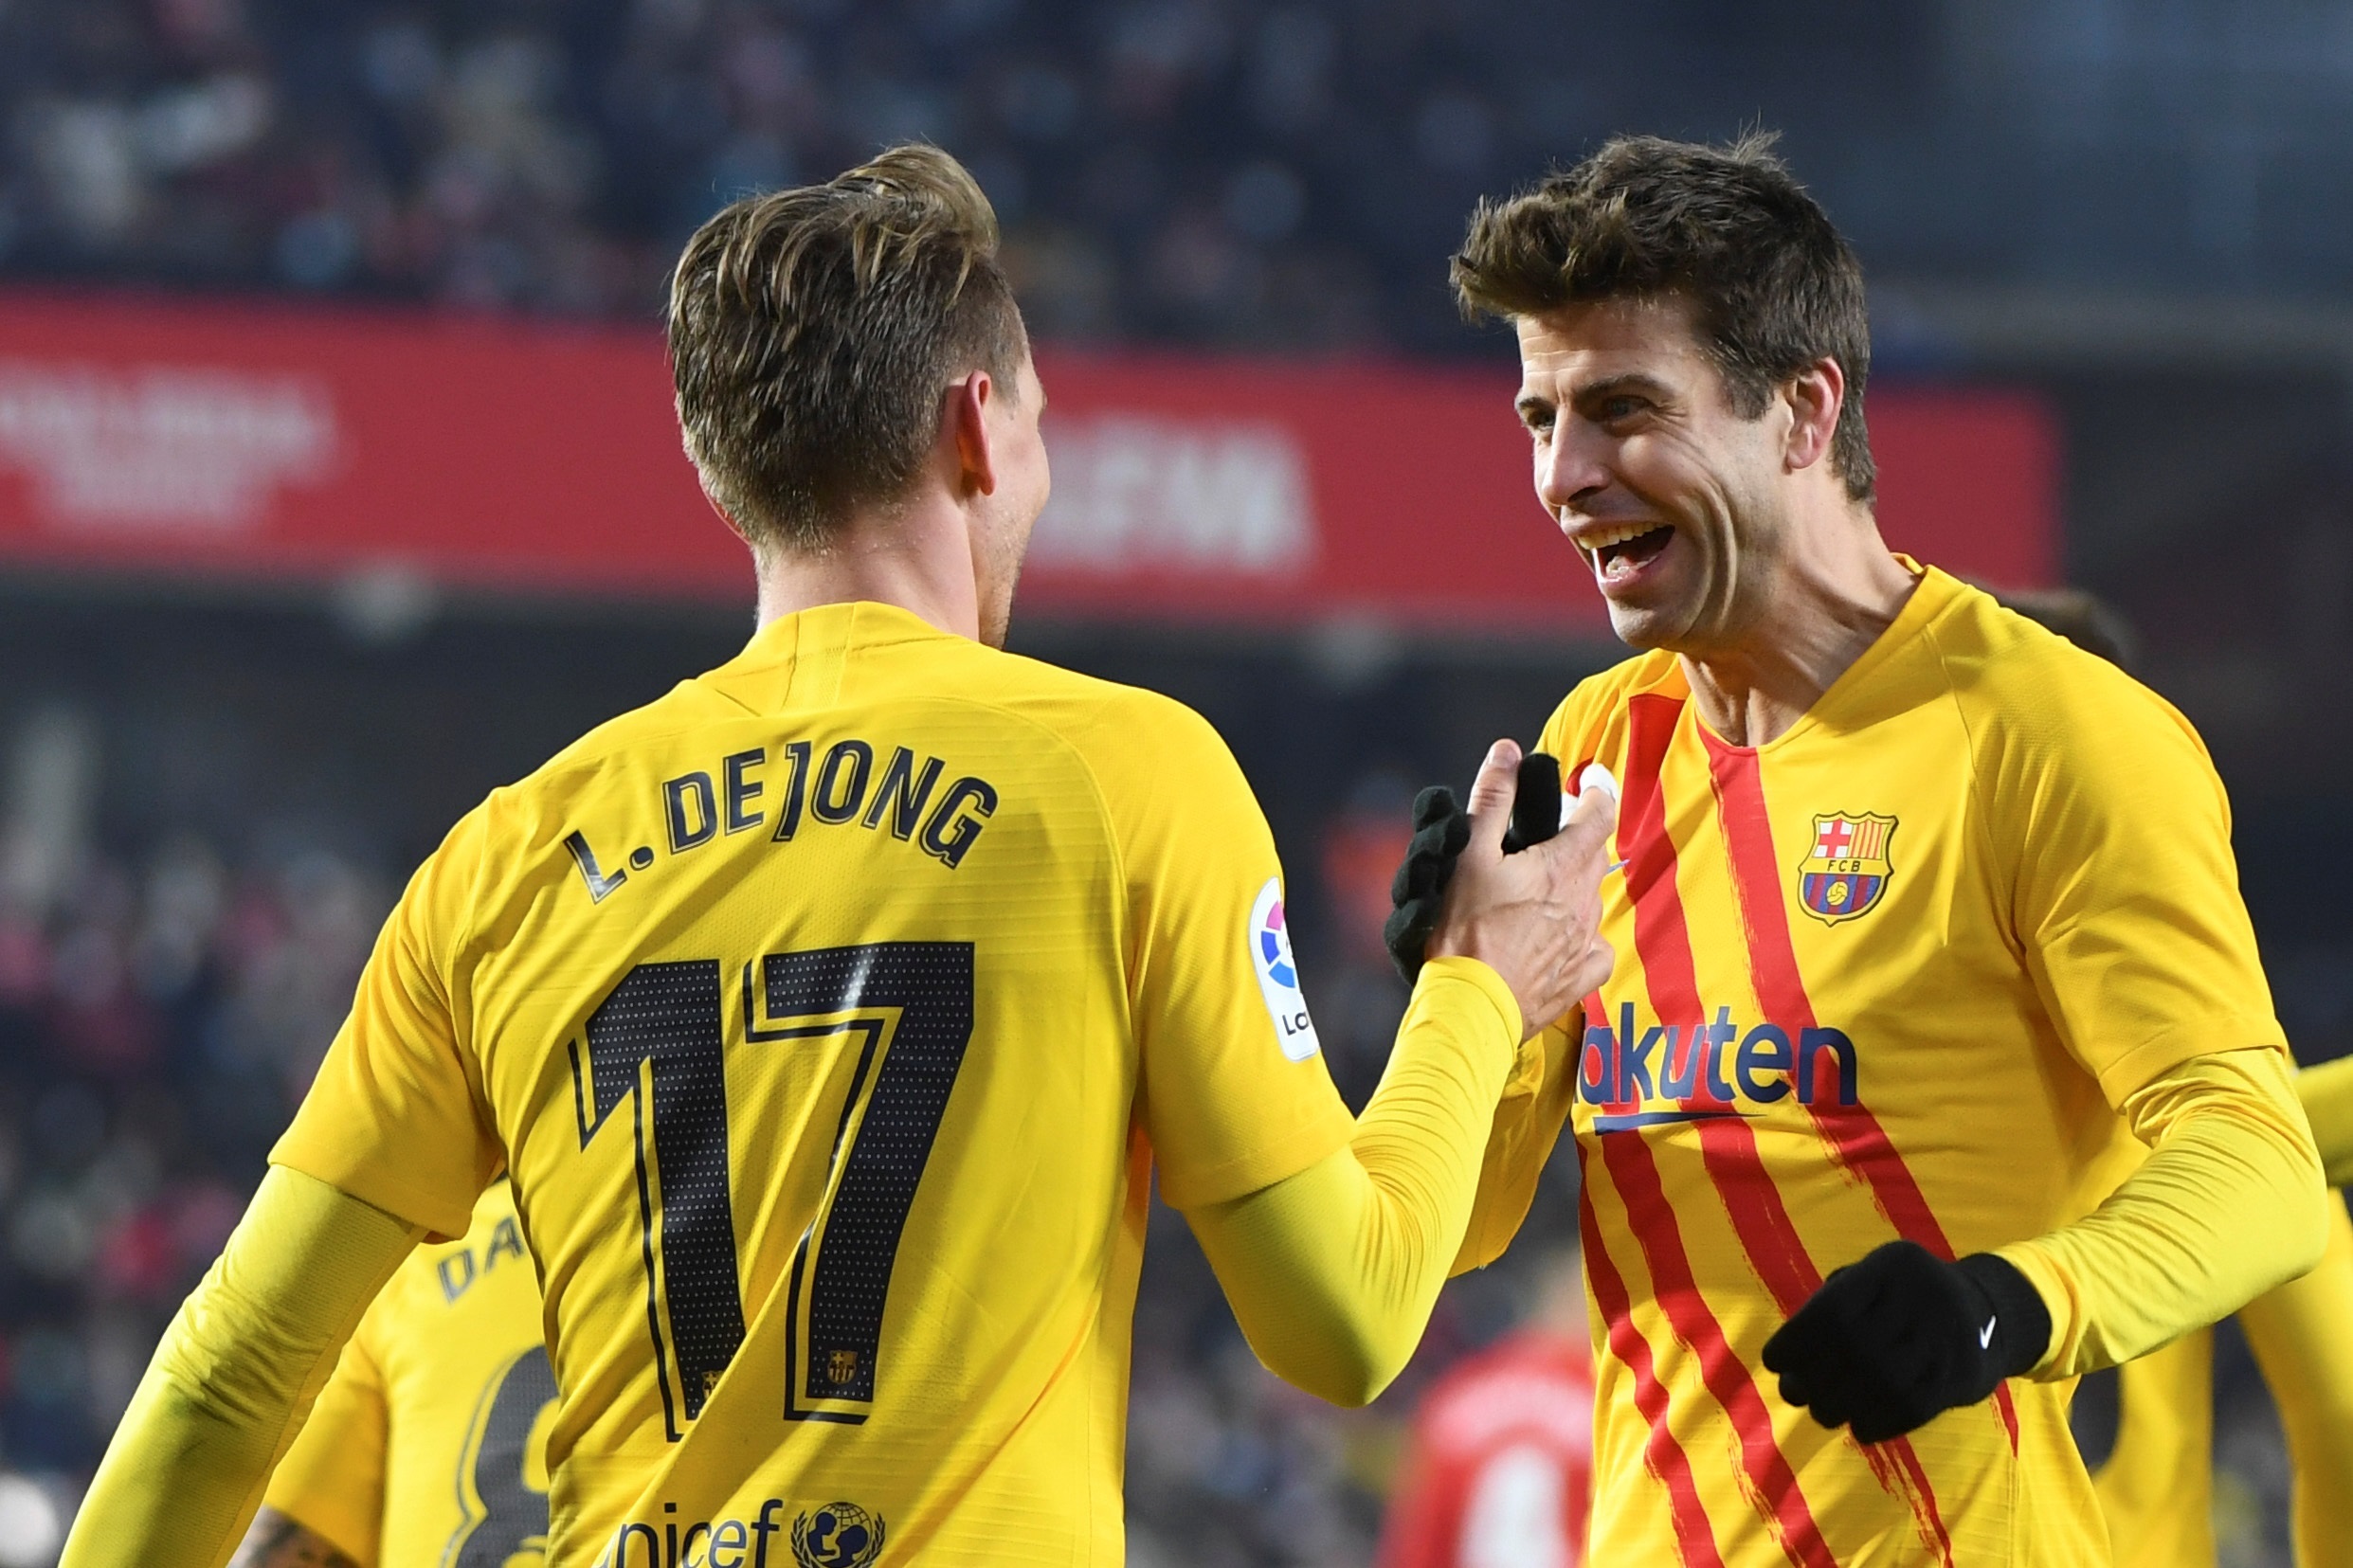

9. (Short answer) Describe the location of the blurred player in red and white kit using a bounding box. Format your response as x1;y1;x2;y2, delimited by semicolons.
1378;1253;1594;1568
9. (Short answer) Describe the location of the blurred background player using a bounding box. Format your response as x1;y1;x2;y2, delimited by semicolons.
1996;586;2353;1568
57;146;1618;1568
224;1182;551;1568
1392;134;2326;1563
1375;1249;1593;1568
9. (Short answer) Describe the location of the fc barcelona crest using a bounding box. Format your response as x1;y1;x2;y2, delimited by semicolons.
1798;812;1896;926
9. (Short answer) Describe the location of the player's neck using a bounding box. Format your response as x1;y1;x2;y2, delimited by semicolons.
1678;518;1917;748
750;496;985;642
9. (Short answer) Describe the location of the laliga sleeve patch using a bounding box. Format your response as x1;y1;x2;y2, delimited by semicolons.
1249;876;1322;1062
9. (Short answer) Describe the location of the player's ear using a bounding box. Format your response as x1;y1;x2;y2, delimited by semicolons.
946;371;1000;498
1783;356;1843;475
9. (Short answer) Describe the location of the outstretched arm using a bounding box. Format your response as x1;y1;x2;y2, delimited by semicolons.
1187;742;1614;1406
1189;957;1525;1405
61;1167;420;1568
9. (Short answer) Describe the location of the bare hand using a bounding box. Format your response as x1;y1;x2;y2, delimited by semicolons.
1427;740;1616;1037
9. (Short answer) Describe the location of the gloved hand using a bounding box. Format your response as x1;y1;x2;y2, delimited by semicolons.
1761;1239;2052;1444
1382;753;1563;985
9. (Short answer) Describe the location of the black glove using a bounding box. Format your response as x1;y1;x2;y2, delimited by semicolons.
1381;754;1563;985
1760;1240;2052;1444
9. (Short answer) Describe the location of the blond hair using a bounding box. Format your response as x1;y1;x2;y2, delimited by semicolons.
668;144;1027;553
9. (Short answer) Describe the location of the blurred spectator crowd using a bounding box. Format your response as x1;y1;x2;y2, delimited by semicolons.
0;707;386;1519
10;1;2353;354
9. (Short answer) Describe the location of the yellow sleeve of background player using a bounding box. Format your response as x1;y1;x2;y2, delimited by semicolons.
59;1168;419;1568
2000;1047;2324;1378
2240;1198;2353;1568
259;1296;392;1568
1188;957;1523;1405
2092;1329;2217;1568
2301;1056;2353;1187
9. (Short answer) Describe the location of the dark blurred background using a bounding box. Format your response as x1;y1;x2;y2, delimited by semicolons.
1;4;2349;1566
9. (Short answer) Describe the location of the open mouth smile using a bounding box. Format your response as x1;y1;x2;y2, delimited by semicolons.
1580;521;1674;588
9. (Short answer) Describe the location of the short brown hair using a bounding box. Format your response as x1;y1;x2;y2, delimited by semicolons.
668;144;1027;553
1453;134;1875;502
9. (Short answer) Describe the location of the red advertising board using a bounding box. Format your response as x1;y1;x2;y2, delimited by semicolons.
0;292;2054;630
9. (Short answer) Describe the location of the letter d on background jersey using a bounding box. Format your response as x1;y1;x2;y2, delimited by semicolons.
1249;877;1322;1062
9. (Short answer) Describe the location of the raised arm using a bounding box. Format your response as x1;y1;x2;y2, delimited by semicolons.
1187;743;1613;1404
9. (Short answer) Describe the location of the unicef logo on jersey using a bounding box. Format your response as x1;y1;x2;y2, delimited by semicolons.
1250;876;1321;1062
791;1502;884;1568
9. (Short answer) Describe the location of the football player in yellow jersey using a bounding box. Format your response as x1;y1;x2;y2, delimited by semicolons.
225;1183;553;1568
1402;133;2331;1564
60;145;1621;1568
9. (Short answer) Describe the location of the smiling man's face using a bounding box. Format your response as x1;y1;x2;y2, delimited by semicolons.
1514;294;1796;654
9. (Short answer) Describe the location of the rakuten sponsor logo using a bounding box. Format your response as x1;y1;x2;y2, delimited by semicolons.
1031;413;1313;574
0;359;336;532
1581;1002;1860;1130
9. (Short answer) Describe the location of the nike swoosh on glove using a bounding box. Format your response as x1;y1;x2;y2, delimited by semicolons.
1381;754;1562;985
1761;1239;2052;1444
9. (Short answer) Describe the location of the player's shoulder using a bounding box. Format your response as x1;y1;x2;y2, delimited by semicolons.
401;677;734;894
1915;569;2204;759
1536;647;1685;760
953;643;1226;751
969;649;1253;822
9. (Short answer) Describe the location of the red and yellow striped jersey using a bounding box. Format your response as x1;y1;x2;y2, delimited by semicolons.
1539;566;2284;1565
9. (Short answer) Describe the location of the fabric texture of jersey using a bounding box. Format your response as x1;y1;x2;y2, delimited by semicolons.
270;602;1362;1567
266;1181;553;1568
1376;1330;1593;1568
1536;567;2288;1567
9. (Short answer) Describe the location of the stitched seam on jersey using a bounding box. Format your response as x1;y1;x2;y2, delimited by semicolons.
2097;1019;2290;1108
1916;606;2040;983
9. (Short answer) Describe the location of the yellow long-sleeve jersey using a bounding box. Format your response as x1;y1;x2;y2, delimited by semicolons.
64;600;1540;1568
263;600;1420;1564
1530;565;2321;1565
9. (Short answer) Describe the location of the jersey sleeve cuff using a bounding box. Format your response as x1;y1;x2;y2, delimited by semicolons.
1991;1239;2078;1379
2094;1017;2289;1108
265;1144;479;1243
